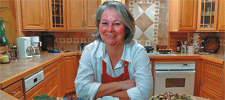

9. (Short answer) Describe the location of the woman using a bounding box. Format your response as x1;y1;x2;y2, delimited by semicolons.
75;1;153;100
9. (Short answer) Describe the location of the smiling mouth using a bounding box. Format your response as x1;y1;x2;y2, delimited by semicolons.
106;34;116;38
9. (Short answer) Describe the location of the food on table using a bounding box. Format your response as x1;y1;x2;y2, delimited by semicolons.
65;96;79;100
151;91;192;100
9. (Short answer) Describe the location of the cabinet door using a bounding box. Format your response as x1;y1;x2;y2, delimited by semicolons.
25;81;44;99
200;86;220;99
57;59;65;97
197;0;219;31
200;60;223;99
178;0;197;31
84;0;101;29
21;0;48;30
64;56;79;94
66;0;84;30
49;0;66;30
217;0;225;31
44;71;59;97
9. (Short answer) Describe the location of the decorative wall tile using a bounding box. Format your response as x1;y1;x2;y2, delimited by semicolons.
129;0;160;46
74;38;79;43
145;40;151;46
88;38;93;43
59;38;65;43
67;38;72;43
81;38;86;43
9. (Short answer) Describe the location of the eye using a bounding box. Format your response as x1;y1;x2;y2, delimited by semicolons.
114;23;121;25
101;22;107;25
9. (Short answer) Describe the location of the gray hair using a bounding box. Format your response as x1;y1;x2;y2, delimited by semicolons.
94;1;135;44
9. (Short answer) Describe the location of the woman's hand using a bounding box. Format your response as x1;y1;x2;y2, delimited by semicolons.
119;79;136;90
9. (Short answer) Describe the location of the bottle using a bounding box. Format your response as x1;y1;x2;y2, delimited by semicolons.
176;40;181;52
0;17;9;46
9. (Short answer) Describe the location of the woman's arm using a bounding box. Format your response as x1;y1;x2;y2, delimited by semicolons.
94;79;136;99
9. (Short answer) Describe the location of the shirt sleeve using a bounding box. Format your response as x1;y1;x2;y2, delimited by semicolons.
75;46;101;100
127;47;153;100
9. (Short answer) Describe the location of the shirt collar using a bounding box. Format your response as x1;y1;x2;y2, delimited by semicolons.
94;40;132;63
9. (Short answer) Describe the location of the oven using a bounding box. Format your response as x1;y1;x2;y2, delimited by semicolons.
154;62;195;95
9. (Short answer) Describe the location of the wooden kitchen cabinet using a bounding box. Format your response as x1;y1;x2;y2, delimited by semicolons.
25;80;44;99
49;0;66;30
57;59;65;97
44;71;59;97
66;0;101;30
197;0;219;31
217;0;225;31
63;55;80;94
200;59;224;99
21;0;49;30
2;80;24;99
168;0;197;31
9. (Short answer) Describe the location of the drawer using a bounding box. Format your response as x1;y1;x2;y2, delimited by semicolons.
2;80;23;99
44;61;58;79
45;71;58;96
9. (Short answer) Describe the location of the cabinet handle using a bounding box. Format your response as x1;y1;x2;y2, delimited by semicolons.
82;21;84;28
50;83;53;86
49;68;52;71
84;22;86;28
12;91;17;94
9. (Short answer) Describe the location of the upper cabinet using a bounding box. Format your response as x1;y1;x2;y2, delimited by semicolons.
197;0;219;31
169;0;224;32
66;0;101;30
21;0;49;30
21;0;100;31
168;0;197;31
49;0;66;30
217;0;225;31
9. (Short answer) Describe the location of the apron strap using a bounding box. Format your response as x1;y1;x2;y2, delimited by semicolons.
102;60;106;74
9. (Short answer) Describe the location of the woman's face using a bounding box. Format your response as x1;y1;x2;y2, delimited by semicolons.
99;8;127;46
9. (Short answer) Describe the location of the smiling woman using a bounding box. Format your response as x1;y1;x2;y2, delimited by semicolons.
75;1;153;100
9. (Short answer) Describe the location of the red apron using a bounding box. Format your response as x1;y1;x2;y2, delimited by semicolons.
101;60;130;83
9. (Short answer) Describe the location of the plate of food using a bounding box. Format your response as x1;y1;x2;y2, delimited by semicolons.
150;91;193;100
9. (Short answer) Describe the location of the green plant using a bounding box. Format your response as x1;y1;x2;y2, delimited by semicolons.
33;94;57;100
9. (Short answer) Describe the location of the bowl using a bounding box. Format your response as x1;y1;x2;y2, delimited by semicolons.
145;46;154;53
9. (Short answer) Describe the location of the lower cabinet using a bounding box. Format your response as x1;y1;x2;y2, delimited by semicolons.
2;80;24;99
25;80;44;99
200;59;224;99
64;55;80;94
24;59;63;99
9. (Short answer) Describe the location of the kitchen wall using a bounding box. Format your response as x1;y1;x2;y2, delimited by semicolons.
13;0;225;54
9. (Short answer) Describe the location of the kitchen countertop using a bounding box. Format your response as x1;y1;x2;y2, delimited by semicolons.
0;51;224;99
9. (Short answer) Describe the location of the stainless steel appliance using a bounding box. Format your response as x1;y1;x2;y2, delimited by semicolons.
24;69;44;92
154;62;195;95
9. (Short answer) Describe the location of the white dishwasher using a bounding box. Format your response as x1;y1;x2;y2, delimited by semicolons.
24;69;44;92
154;62;195;95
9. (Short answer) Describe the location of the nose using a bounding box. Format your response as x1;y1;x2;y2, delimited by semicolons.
107;25;115;32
